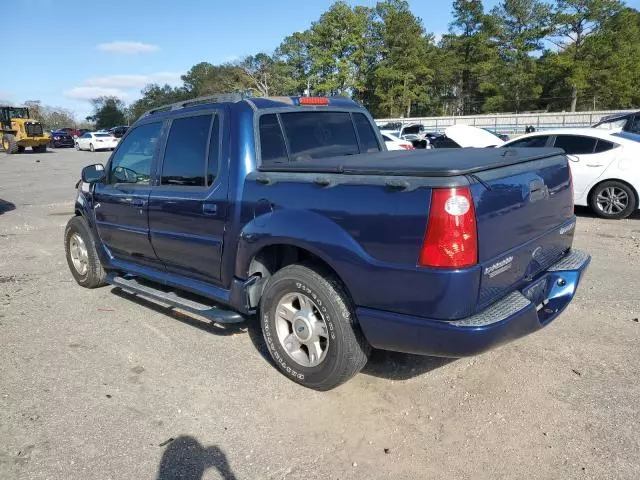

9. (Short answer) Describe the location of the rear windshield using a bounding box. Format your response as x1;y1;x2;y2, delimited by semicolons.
259;111;380;165
96;133;111;137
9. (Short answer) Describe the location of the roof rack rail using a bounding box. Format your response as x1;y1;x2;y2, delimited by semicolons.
142;92;250;118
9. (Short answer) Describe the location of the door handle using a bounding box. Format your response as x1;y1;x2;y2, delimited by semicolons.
202;203;218;215
586;163;603;167
123;197;146;207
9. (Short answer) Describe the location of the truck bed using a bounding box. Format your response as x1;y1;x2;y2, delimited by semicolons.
258;147;564;177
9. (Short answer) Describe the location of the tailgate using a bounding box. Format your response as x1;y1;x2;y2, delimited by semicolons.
470;152;575;310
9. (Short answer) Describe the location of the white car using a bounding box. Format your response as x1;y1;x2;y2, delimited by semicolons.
502;128;640;219
75;132;118;152
381;132;414;151
443;124;506;148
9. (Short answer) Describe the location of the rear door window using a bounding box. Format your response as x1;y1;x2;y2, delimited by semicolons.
594;139;616;153
279;111;359;161
161;114;212;186
553;135;597;155
353;113;381;153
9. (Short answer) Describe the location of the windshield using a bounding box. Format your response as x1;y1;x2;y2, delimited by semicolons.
8;107;30;119
96;133;112;137
482;128;503;139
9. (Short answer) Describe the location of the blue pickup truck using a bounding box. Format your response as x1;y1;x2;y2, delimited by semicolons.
65;95;590;390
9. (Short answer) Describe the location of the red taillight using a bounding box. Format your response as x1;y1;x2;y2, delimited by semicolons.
419;187;478;268
400;144;414;150
299;97;329;106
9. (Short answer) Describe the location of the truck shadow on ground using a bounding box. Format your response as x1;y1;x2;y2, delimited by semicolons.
156;436;236;480
244;316;455;381
111;289;454;382
361;350;455;381
0;199;16;215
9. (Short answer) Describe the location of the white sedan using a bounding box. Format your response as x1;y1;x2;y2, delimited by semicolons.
502;128;640;219
75;132;118;152
381;132;414;151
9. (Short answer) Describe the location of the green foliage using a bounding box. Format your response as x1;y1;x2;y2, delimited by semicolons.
24;100;77;129
486;0;552;112
440;0;499;115
129;84;190;120
90;97;126;130
125;0;640;118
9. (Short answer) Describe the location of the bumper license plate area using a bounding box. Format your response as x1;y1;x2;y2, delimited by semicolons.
522;277;549;309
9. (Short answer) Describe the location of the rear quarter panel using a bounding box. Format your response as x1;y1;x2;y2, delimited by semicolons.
235;173;484;320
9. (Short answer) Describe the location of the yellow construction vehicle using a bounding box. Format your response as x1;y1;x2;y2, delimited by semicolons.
1;105;50;154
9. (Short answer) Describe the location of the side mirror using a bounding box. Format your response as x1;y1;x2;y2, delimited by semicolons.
81;164;106;183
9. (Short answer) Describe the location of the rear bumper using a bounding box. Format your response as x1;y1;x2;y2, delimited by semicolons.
357;249;590;357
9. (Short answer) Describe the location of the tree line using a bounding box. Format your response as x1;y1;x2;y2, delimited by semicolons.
95;0;638;125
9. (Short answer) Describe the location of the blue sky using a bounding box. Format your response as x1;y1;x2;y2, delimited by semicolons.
2;0;637;119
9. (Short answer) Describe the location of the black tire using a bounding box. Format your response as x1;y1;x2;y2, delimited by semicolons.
2;134;18;154
260;263;370;390
64;216;107;288
75;142;80;151
589;180;637;220
89;143;94;152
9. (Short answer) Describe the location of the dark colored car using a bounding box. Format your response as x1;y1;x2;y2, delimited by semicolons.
109;126;129;138
593;111;640;134
49;129;75;148
58;127;81;138
65;95;589;390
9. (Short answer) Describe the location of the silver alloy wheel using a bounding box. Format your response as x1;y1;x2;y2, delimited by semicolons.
596;186;629;215
69;233;89;276
275;292;329;368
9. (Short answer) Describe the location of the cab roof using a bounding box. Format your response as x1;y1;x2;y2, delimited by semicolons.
141;94;362;119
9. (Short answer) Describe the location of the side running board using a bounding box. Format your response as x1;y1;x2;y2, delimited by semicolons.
107;275;245;324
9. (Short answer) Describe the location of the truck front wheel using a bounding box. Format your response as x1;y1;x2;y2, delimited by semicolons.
64;216;106;288
260;263;370;390
2;134;18;154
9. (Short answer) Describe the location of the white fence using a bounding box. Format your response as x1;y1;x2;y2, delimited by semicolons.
375;109;636;135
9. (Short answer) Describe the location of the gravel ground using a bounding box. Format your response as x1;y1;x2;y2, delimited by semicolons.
1;148;639;480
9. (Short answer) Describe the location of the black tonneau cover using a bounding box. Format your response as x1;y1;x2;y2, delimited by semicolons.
258;147;565;177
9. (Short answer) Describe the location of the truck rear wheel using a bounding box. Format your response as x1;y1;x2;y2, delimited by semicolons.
260;263;370;390
64;216;107;288
2;134;18;154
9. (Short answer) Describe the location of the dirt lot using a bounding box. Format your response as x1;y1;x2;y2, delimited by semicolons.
1;148;639;480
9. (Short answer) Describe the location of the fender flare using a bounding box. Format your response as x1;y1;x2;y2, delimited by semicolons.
234;209;374;293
